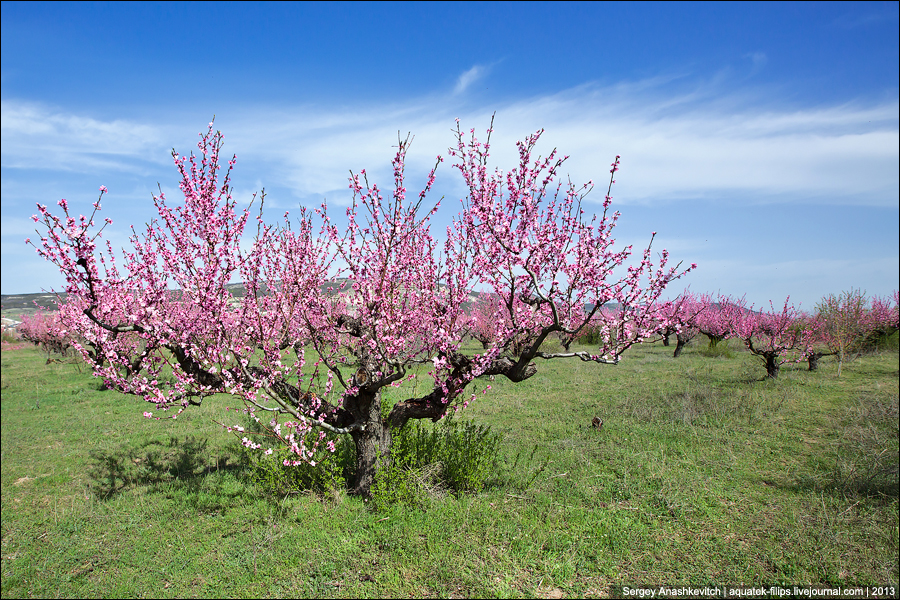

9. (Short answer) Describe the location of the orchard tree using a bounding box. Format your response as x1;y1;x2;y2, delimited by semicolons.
448;118;694;371
55;293;152;384
816;289;870;376
730;298;806;379
18;309;70;359
797;312;836;372
694;293;740;349
862;291;899;349
466;292;503;349
655;291;703;357
812;289;899;375
29;119;693;497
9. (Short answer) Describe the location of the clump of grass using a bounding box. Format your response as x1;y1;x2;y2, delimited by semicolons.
830;394;899;499
372;416;504;507
699;339;736;359
248;443;349;498
238;417;351;498
243;415;504;506
615;363;790;427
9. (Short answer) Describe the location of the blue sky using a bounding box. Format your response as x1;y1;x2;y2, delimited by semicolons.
2;1;898;310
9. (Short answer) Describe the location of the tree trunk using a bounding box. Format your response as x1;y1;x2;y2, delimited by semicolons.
662;334;670;347
706;334;724;349
764;353;779;378
347;391;392;497
673;336;687;358
807;353;820;371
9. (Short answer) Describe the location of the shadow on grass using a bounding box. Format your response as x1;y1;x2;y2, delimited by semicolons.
788;470;898;503
87;434;249;499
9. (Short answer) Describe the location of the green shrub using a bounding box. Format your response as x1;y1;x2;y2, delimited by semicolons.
575;322;606;346
248;443;349;497
240;417;351;497
243;414;503;503
372;416;504;507
699;340;735;358
862;329;899;353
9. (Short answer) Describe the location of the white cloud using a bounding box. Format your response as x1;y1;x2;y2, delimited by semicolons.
1;100;176;172
5;80;897;209
669;255;900;310
454;65;486;94
744;51;767;73
3;75;898;297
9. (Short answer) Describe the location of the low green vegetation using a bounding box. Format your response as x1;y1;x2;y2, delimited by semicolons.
2;337;897;597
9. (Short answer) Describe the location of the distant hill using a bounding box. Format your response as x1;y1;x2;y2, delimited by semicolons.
0;283;249;318
1;292;62;317
1;282;602;319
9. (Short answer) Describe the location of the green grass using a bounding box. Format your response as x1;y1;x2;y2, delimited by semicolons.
2;338;898;597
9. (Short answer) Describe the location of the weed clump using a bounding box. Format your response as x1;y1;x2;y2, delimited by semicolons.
244;415;503;505
699;341;736;359
372;416;503;507
830;394;899;499
248;441;350;498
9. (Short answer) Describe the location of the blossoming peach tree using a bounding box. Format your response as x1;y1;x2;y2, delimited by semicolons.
728;297;809;379
655;291;704;358
29;119;694;496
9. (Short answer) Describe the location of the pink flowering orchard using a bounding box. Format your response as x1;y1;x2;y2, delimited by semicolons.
449;118;695;370
809;289;900;376
18;309;69;358
29;120;693;496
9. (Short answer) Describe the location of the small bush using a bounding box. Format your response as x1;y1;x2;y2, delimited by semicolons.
372;416;504;507
371;460;447;508
699;340;735;359
249;443;349;497
244;415;503;503
240;417;351;497
862;329;899;353
575;322;606;346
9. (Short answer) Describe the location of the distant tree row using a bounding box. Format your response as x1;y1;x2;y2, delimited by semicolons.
464;288;898;379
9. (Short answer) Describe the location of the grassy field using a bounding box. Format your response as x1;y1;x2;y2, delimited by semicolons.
1;337;898;598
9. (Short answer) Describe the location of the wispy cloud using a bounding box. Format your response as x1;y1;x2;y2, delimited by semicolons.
744;51;767;75
4;78;898;213
454;64;487;95
0;100;175;174
4;77;897;209
832;7;899;29
3;74;898;299
222;81;898;209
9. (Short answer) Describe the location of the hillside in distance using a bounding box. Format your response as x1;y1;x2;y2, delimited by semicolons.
2;279;612;321
1;280;490;320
